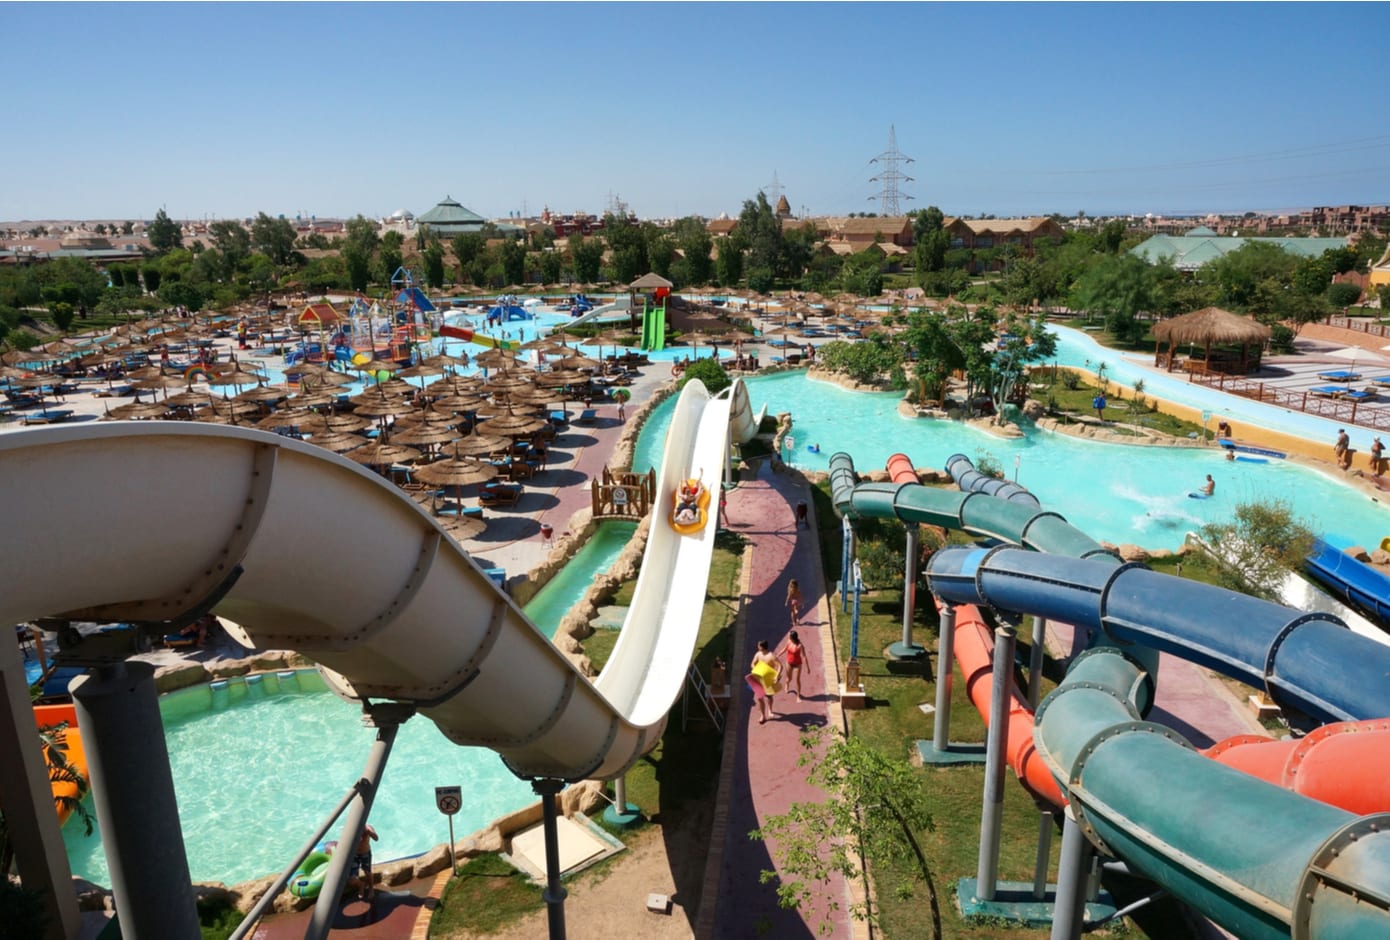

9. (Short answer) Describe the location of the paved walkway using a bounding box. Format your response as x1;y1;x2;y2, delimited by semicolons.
700;464;855;940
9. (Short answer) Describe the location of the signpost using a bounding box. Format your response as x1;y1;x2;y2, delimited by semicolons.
435;785;462;872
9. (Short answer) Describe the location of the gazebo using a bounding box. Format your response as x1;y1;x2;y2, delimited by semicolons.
1152;306;1271;374
298;302;341;331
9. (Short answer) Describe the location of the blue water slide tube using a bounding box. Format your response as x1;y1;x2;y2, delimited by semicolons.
1305;537;1390;628
926;545;1390;724
944;452;1039;506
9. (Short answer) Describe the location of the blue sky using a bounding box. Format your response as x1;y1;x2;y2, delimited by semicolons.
7;2;1389;223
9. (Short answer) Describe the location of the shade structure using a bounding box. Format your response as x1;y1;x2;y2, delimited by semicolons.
304;412;373;434
474;348;518;368
305;431;370;453
429;393;488;413
536;368;588;388
345;441;422;468
208;367;268;389
235;384;291;403
485;372;534;393
256;407;319;430
419;352;471;371
349;391;417;418
391;421;462;447
411;454;501;518
479;409;548;436
425;375;484;396
286;388;343;408
439;514;488;540
164;390;217;409
103;400;169;420
445;434;509;457
1152;306;1272;373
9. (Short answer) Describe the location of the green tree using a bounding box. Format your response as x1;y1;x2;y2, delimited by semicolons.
603;214;648;284
497;238;526;287
538;249;564;285
751;726;934;933
378;230;404;285
120;220;135;235
208;220;251;274
715;237;744;287
679;356;731;395
840;249;884;297
345;215;381;257
158;280;205;311
912;206;949;275
1070;252;1156;343
569;235;604;283
146;208;182;252
250;212;298;266
1199;499;1315;600
1328;282;1363;308
674;217;714;285
899;308;967;403
738;191;787;281
984;311;1057;418
50;301;75;332
648;232;676;281
422;242;446;289
342;244;371;292
141;263;162;293
816;337;903;386
452;232;485;272
1205;241;1299;310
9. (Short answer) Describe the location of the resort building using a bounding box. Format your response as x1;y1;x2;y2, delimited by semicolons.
1129;228;1350;271
1370;245;1390;291
416;196;523;238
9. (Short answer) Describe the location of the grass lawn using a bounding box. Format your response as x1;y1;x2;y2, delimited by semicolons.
1026;367;1207;440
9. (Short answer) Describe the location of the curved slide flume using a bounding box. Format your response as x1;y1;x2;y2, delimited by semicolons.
0;377;755;783
927;545;1390;938
1304;536;1390;628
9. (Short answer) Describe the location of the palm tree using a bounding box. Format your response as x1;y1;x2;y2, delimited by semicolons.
0;726;94;876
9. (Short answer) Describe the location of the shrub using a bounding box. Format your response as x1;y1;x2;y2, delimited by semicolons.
1268;323;1296;354
680;356;731;395
1328;282;1363;308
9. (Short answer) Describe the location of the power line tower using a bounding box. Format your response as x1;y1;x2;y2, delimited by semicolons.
764;171;785;204
869;125;915;215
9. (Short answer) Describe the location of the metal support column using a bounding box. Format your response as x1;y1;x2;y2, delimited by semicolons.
305;703;413;940
975;622;1017;900
889;525;925;660
1049;809;1094;940
603;774;640;827
0;628;80;940
1033;810;1055;899
534;778;568;940
931;602;957;751
71;662;199;939
1028;616;1048;707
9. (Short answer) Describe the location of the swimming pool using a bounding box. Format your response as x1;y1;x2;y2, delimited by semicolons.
633;371;1390;552
62;522;639;888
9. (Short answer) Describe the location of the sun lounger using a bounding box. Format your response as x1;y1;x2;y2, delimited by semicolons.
577;408;597;425
1369;376;1390;388
22;410;74;425
479;482;523;507
1343;388;1379;403
1317;370;1361;382
1309;385;1347;398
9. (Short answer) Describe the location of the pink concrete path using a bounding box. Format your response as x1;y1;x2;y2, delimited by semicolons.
703;464;855;939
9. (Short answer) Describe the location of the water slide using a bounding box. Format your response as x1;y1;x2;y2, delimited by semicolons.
439;323;522;351
641;301;667;352
1304;536;1390;628
0;377;757;785
832;451;1390;936
561;294;633;329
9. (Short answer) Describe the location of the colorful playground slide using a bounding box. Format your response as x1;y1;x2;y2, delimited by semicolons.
0;378;758;786
640;301;667;352
439;323;523;351
831;451;1390;937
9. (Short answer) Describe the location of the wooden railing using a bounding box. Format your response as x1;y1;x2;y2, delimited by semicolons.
591;467;657;519
1328;315;1390;340
1187;371;1390;433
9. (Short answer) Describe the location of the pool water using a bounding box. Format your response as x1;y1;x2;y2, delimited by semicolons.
633;370;1390;552
63;524;639;888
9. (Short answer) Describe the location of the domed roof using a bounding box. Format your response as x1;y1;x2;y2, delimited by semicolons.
418;196;485;226
389;208;415;221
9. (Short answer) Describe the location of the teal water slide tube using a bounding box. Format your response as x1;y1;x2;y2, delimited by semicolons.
833;450;1390;936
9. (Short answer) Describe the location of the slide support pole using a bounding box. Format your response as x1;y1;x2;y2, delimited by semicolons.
890;525;925;659
1049;809;1093;940
306;703;413;940
931;602;957;751
1028;616;1048;707
1033;810;1054;900
72;662;200;940
975;621;1017;900
535;778;569;940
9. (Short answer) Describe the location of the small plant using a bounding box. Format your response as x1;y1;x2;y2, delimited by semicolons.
974;451;1004;479
1061;370;1081;391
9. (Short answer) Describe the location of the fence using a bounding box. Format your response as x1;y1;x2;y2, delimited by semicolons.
1328;315;1390;340
1188;370;1390;434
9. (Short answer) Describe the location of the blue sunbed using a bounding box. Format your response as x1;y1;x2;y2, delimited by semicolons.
1343;389;1379;403
1309;385;1347;398
576;408;597;424
1369;376;1390;387
1317;370;1361;382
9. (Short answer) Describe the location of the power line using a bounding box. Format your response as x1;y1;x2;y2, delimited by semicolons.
869;125;914;215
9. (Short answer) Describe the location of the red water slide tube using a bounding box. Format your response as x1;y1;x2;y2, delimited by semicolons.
1204;720;1390;815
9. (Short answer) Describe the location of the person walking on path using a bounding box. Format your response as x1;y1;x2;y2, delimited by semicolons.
795;498;809;529
783;630;808;699
1092;392;1107;420
785;578;803;625
749;640;783;724
1371;436;1385;477
1335;428;1350;467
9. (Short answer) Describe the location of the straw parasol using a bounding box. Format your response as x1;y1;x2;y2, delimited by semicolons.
475;347;518;369
446;434;509;457
1152;307;1272;373
438;513;488;541
346;441;421;468
410;454;500;517
257;407;320;430
103;400;169;420
235;384;291;404
555;353;599;371
306;431;370;453
485;372;534;393
478;407;548;437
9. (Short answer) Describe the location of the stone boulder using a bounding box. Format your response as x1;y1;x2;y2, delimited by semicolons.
1371;549;1390;567
1345;545;1371;562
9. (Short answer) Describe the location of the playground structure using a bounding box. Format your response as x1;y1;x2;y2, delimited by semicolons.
640;295;668;352
830;450;1390;939
0;378;761;939
285;275;436;369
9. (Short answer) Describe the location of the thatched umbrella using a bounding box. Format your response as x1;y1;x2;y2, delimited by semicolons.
479;408;548;437
103;400;169;420
439;513;488;541
307;431;370;453
556;353;599;371
346;441;421;470
425;375;484;396
257;407;320;431
446;434;509;457
410;454;499;516
1151;307;1272;373
475;347;518;369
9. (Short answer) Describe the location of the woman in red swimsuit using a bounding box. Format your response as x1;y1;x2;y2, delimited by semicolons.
784;630;808;699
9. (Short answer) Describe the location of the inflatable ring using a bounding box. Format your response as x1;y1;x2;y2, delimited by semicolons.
289;848;332;899
671;363;682;376
669;480;710;535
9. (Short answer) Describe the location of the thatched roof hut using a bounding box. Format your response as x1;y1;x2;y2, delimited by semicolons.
1152;306;1271;374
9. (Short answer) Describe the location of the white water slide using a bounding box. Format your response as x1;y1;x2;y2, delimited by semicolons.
0;377;761;782
559;294;633;329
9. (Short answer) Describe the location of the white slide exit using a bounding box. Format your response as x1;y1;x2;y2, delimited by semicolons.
0;378;758;782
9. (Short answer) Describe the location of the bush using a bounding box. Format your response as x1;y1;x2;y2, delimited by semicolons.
1269;323;1296;354
680;356;731;395
1328;282;1363;308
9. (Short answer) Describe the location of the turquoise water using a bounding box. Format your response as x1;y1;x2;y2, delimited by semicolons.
63;523;639;888
632;371;1390;551
522;522;638;633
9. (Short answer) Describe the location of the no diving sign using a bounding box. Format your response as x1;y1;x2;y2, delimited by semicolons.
435;785;462;816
